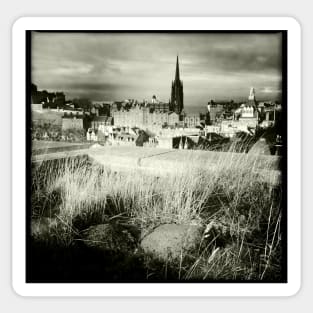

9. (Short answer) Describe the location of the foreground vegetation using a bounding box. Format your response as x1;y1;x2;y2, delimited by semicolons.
30;151;284;282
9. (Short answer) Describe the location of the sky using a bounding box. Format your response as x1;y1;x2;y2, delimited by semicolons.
32;32;283;111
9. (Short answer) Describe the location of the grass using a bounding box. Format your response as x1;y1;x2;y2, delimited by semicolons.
30;149;284;282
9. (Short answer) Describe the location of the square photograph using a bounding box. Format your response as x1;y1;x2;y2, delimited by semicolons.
27;30;287;284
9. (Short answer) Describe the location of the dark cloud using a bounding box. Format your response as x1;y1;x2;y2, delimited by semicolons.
59;82;133;101
32;32;282;108
202;49;281;73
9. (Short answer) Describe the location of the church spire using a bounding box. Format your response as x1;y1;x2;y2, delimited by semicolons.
171;55;184;114
248;87;256;101
248;86;257;107
175;55;180;81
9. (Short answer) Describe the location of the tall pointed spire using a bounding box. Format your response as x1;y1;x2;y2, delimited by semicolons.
248;87;256;101
248;86;257;107
175;55;180;81
171;55;184;114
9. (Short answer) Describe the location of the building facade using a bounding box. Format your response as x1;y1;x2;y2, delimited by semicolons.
62;116;85;130
113;106;180;129
184;114;201;128
207;101;224;125
91;116;113;129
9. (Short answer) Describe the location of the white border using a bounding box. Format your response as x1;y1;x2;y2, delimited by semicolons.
12;17;301;297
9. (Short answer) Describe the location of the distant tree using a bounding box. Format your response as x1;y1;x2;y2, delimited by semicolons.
72;98;92;111
62;128;86;142
224;99;236;112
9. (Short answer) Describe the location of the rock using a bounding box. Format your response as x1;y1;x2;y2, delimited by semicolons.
140;224;204;261
81;223;138;254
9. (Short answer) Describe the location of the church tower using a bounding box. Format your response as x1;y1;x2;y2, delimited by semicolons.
171;56;184;114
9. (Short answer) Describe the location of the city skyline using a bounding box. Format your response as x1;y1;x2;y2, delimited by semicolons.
32;32;283;108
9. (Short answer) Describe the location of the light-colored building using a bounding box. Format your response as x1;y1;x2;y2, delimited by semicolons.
62;116;84;130
91;116;113;129
207;102;224;124
241;105;256;118
32;108;63;127
113;106;180;129
32;103;43;111
51;107;87;117
220;118;258;137
168;112;180;126
86;129;98;141
113;106;147;128
184;114;201;128
113;133;137;146
205;125;220;135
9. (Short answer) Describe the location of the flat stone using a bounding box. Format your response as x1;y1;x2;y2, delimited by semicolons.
140;223;204;261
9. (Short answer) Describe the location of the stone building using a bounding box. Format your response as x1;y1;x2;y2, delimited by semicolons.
62;116;85;130
149;101;171;113
32;103;43;111
168;112;180;126
239;87;259;119
148;95;171;113
207;101;224;125
113;106;147;127
229;87;259;133
91;116;113;129
184;114;201;128
220;119;258;137
91;101;112;116
113;106;180;129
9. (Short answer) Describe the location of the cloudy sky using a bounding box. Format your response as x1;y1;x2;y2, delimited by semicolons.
32;32;282;110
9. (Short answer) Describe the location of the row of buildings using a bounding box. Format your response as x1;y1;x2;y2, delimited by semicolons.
32;56;202;138
205;87;281;137
31;55;281;151
112;106;202;129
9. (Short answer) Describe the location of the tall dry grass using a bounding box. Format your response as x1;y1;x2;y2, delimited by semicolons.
31;149;283;281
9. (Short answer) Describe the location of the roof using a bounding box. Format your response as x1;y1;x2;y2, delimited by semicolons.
168;111;179;116
117;133;138;140
92;101;113;105
62;116;84;120
92;116;112;122
206;132;225;141
184;114;200;119
187;135;200;144
63;105;78;111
